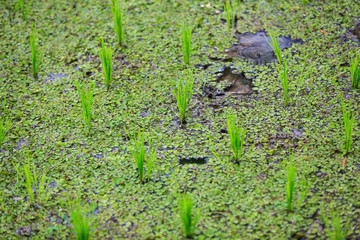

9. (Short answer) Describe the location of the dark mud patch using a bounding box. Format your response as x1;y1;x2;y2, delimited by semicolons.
204;66;255;98
224;31;302;64
349;21;360;42
179;157;208;165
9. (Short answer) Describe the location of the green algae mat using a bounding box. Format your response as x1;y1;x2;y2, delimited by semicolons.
1;0;360;239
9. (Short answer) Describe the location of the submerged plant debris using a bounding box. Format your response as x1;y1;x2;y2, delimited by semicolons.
0;0;360;239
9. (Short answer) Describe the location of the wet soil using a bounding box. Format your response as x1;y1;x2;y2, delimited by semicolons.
225;31;302;64
204;66;255;98
350;21;360;41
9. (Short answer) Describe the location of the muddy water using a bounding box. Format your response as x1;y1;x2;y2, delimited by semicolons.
225;31;302;64
204;66;255;97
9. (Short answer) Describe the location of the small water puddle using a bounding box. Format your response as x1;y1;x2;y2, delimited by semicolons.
179;157;208;165
224;31;302;64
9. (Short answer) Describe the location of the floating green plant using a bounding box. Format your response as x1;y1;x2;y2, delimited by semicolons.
227;113;246;162
98;38;113;91
339;95;354;167
12;156;51;205
285;159;296;212
181;23;192;65
75;80;95;136
111;0;126;46
178;194;200;238
125;129;156;182
267;32;282;64
173;70;194;124
350;52;360;89
324;211;350;240
30;23;43;78
70;203;91;240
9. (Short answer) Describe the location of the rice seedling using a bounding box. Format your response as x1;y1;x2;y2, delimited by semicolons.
0;97;12;149
70;203;91;240
181;23;192;65
232;0;239;25
227;113;246;161
30;23;43;78
301;0;309;6
12;156;51;205
125;129;156;182
294;62;310;91
224;0;232;36
350;53;360;89
98;38;113;91
277;61;289;106
266;32;282;64
18;0;31;19
147;143;156;181
296;174;309;211
75;80;95;136
324;211;350;240
173;70;194;124
111;0;126;46
285;159;296;212
339;95;354;167
178;194;200;238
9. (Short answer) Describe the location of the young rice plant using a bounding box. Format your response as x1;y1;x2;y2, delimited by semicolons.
267;32;282;63
350;53;360;89
227;113;246;161
178;194;200;238
296;173;309;211
324;211;350;240
181;23;192;65
70;203;91;240
285;159;296;212
339;95;354;167
0;95;12;149
126;129;156;182
75;80;95;136
276;60;312;106
293;61;312;97
301;0;309;6
173;70;194;124
111;0;126;46
277;61;289;106
98;38;113;91
18;0;31;19
30;23;43;78
224;0;234;36
0;117;12;149
12;156;51;205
